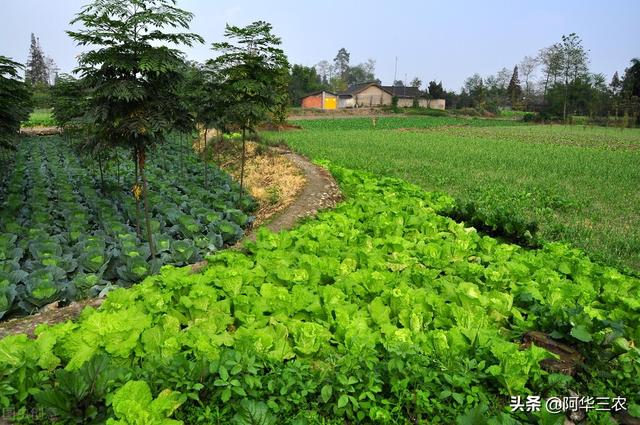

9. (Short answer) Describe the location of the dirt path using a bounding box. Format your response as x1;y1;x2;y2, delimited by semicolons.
239;148;342;243
19;126;61;136
0;148;342;338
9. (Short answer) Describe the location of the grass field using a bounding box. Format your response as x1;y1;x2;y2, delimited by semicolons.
266;117;640;272
21;108;56;127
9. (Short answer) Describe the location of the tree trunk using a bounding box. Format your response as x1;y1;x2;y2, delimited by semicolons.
138;148;156;258
240;128;246;197
563;84;569;123
116;151;120;187
133;149;142;238
203;128;208;188
98;153;105;193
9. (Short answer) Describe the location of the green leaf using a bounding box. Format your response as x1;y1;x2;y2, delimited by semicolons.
320;385;332;403
337;394;348;408
570;325;592;342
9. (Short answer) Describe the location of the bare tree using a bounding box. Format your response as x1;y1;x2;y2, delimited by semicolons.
45;56;59;85
315;60;332;85
519;55;539;107
538;44;563;98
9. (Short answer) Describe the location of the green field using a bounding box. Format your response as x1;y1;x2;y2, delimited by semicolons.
266;117;640;272
4;165;639;423
21;108;56;127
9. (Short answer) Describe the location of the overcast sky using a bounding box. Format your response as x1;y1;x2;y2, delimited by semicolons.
1;0;639;91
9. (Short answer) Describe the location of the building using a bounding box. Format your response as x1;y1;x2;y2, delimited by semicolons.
300;91;338;110
338;82;445;109
300;83;445;110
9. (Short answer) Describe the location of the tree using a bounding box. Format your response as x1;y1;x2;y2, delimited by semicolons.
210;20;290;196
559;33;589;121
622;58;640;98
362;58;376;78
464;74;485;108
45;56;59;85
519;55;538;108
410;77;422;89
68;0;203;257
427;80;444;99
347;63;375;86
315;60;332;85
507;66;523;108
25;33;48;85
289;65;325;105
0;56;32;150
50;74;87;130
610;71;623;119
333;48;350;82
621;58;640;125
539;44;563;98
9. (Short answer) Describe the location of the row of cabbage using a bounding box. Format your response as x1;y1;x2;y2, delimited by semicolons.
0;136;255;318
0;164;637;423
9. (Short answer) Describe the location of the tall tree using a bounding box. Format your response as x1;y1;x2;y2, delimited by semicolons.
427;80;444;99
622;58;640;98
559;33;589;120
315;60;332;85
464;74;485;108
68;0;203;257
610;71;623;119
25;33;48;85
507;65;523;108
45;56;59;85
333;48;350;82
289;64;325;105
539;43;563;98
410;77;422;89
621;58;640;125
347;63;376;86
519;55;538;108
0;56;32;150
210;21;290;196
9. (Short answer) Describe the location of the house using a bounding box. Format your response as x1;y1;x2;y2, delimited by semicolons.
300;91;338;110
300;83;446;110
337;82;445;110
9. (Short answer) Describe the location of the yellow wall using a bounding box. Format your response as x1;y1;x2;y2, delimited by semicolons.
323;96;337;110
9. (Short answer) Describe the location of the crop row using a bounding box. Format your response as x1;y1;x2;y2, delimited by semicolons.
0;136;255;318
0;165;637;423
290;115;529;131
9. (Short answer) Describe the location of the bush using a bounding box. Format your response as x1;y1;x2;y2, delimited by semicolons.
403;107;448;117
391;96;399;113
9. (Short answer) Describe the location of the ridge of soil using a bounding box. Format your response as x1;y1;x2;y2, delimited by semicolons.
0;147;342;338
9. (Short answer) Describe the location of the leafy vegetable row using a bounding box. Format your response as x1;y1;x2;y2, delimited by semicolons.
0;135;255;318
0;164;637;423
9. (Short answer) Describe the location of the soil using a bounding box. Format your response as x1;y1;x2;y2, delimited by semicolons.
0;144;342;337
239;146;342;242
0;298;104;339
19;126;61;136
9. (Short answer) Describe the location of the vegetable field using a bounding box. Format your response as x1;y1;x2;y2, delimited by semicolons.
268;117;640;272
0;135;254;318
1;165;638;423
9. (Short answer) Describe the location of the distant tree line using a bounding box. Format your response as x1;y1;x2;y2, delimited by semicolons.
449;33;639;125
289;36;639;126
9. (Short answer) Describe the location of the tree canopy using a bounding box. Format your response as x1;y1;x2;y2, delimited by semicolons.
0;56;32;150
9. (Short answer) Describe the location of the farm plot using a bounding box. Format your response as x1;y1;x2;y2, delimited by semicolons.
0;136;255;318
0;165;637;423
268;118;640;272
